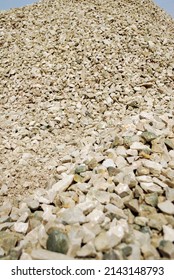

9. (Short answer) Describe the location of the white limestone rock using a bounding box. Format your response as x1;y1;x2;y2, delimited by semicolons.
102;159;115;168
86;209;105;224
158;200;174;214
14;222;29;234
59;207;86;224
163;225;174;242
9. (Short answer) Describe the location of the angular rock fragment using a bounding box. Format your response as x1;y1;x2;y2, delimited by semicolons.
142;160;162;175
158;200;174;214
87;209;105;224
125;199;139;214
59;207;86;224
46;229;69;254
163;225;174;242
158;240;174;259
141;131;157;143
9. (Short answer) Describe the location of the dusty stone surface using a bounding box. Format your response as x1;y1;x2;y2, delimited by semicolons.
0;0;174;260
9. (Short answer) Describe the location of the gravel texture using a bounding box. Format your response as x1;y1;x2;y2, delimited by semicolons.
0;0;174;260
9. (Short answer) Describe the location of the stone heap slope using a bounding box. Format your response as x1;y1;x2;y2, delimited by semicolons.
0;0;174;259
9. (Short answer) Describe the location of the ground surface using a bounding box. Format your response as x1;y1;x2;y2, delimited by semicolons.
0;0;174;260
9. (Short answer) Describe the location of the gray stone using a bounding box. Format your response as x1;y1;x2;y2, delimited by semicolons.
75;164;87;174
141;131;157;142
145;193;158;207
46;229;69;254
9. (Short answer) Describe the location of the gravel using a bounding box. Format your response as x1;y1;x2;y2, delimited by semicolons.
0;0;174;260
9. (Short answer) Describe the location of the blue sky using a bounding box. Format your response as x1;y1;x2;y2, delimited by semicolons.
154;0;174;17
0;0;173;18
0;0;39;10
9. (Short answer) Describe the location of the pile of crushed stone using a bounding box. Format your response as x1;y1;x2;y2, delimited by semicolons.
0;0;174;259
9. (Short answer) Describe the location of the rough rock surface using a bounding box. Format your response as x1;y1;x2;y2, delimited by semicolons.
0;0;174;260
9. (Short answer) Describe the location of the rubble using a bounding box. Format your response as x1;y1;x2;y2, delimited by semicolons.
0;0;174;260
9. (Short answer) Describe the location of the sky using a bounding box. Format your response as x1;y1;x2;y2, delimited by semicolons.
0;0;173;18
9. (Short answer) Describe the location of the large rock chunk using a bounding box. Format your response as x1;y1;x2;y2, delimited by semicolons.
46;229;69;254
